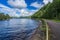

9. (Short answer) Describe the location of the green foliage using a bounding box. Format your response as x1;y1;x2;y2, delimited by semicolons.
31;0;60;19
0;13;10;20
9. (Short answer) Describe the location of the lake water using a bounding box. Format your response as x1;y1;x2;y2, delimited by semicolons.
0;18;40;40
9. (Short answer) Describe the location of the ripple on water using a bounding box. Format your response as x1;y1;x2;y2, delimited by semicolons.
0;19;39;40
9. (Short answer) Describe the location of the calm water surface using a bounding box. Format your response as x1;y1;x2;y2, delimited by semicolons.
0;18;40;40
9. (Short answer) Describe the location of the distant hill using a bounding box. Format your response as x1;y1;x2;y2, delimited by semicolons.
0;13;10;20
31;0;60;19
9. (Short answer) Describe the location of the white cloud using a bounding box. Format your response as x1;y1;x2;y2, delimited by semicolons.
7;0;27;8
0;0;53;17
8;9;20;17
20;9;29;16
30;0;53;8
29;9;38;15
0;4;20;17
43;0;53;5
30;2;44;8
0;4;38;17
19;9;38;16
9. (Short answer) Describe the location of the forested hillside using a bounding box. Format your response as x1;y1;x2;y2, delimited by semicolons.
31;0;60;19
0;13;10;20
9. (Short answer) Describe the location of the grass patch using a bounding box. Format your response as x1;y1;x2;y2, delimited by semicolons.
46;19;60;22
40;19;46;33
53;19;60;22
40;19;46;40
40;19;52;40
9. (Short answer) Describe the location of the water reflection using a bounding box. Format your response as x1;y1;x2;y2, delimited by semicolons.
0;19;39;40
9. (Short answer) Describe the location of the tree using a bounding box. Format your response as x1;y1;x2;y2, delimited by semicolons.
0;13;10;20
31;0;60;19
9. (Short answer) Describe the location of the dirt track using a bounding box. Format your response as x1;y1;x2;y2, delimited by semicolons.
46;20;60;40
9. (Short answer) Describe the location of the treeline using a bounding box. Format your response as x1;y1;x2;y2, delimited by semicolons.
31;0;60;19
0;13;10;20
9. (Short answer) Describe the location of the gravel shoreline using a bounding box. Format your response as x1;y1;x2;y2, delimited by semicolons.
29;21;43;40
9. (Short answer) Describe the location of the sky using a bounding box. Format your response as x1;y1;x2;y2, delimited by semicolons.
0;0;53;17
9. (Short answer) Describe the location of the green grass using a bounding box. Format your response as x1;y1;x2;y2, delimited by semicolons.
41;19;53;40
53;19;60;22
45;19;60;22
40;19;46;36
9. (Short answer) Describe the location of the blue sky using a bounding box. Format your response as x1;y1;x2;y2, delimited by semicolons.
0;0;53;17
